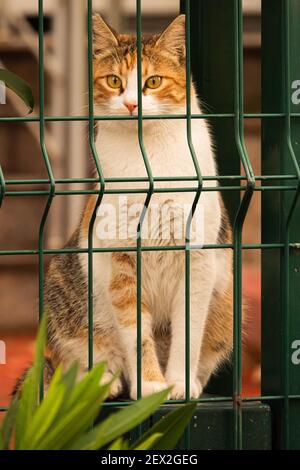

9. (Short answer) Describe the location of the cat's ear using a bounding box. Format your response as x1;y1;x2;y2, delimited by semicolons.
93;14;119;55
155;15;186;59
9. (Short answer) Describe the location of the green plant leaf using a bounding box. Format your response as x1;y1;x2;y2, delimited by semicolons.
15;315;46;449
34;365;110;450
131;403;196;451
0;69;34;113
63;362;106;414
108;437;130;450
20;366;66;449
0;395;19;450
133;432;163;450
70;388;171;450
39;384;110;450
0;315;195;452
61;362;79;394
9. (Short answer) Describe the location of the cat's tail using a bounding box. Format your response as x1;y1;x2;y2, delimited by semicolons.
12;357;54;397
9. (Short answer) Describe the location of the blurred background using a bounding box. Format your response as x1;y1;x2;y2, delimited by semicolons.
0;0;261;405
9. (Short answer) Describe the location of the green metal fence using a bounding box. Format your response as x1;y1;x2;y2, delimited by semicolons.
0;0;300;450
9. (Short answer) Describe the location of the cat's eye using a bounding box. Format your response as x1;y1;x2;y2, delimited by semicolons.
107;75;122;89
145;76;162;89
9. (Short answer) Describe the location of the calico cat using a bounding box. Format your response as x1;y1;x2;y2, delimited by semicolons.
22;14;234;400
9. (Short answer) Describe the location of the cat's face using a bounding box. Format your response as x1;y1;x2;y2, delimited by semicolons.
93;15;187;118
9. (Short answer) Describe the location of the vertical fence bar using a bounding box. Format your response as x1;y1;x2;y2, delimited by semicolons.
282;0;300;449
38;0;56;397
285;0;300;449
136;0;154;400
180;0;240;401
183;0;203;449
232;0;255;449
261;0;285;450
0;162;5;207
262;0;300;449
87;0;105;370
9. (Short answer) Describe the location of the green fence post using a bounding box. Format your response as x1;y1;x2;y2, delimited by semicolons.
262;0;300;450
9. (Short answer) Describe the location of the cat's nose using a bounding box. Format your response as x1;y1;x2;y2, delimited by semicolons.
124;101;138;115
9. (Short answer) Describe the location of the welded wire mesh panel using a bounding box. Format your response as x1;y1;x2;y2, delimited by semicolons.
0;0;299;450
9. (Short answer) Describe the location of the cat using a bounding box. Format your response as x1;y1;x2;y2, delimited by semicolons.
18;14;233;400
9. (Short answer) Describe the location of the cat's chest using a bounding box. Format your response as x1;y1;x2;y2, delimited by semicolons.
96;125;198;179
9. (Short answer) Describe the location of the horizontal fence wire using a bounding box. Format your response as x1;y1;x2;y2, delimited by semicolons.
1;242;300;257
3;174;300;183
1;393;300;413
0;0;300;452
1;112;300;122
2;186;300;196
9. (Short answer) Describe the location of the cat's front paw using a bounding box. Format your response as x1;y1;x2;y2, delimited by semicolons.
108;377;123;399
101;372;123;399
167;378;202;399
130;380;168;400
